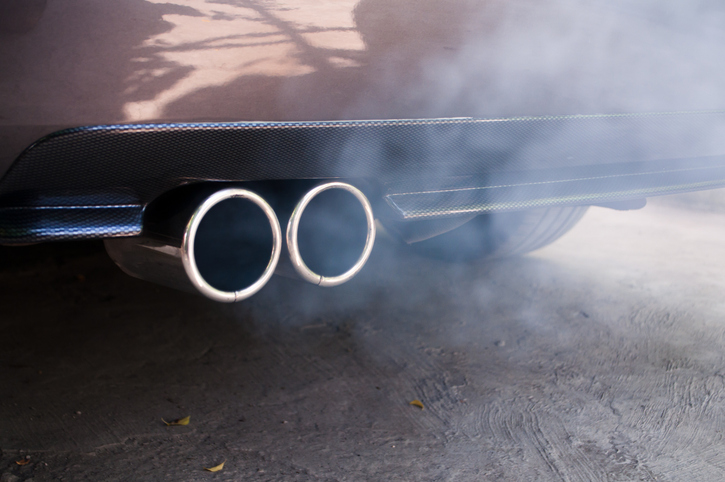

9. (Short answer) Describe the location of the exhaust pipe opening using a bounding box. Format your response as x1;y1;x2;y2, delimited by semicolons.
105;188;282;302
286;182;375;287
184;189;282;301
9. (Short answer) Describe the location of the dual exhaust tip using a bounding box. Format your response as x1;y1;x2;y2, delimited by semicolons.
105;182;376;302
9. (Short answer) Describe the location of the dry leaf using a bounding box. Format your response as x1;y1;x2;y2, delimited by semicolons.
16;459;30;466
409;399;425;410
204;460;226;472
162;415;190;426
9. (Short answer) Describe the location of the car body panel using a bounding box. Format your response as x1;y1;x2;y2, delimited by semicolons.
1;0;724;243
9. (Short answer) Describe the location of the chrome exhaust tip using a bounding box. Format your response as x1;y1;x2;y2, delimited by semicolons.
106;188;282;302
285;182;376;286
182;188;282;301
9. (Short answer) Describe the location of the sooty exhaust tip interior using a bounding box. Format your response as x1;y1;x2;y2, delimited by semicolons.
296;189;369;277
183;188;282;302
193;197;275;292
286;182;376;287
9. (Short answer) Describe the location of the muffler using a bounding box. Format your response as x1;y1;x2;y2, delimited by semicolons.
283;182;376;286
105;188;282;302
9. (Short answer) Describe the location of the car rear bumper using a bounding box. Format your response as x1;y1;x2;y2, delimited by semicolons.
1;112;725;244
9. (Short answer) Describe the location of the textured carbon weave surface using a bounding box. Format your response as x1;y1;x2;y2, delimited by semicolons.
384;158;725;219
2;112;725;203
0;206;143;243
1;112;725;242
0;189;144;243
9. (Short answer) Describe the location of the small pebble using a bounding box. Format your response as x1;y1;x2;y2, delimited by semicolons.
495;340;506;347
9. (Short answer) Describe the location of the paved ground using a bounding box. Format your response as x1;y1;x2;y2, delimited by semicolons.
2;193;725;481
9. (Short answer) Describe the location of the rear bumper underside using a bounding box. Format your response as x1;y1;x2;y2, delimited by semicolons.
2;112;725;244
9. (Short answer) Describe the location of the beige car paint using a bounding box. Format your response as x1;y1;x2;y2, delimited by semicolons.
1;0;723;177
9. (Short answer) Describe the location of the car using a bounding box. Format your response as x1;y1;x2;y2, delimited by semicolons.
1;0;724;301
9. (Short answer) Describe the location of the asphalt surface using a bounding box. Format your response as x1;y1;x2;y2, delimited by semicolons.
2;196;725;481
